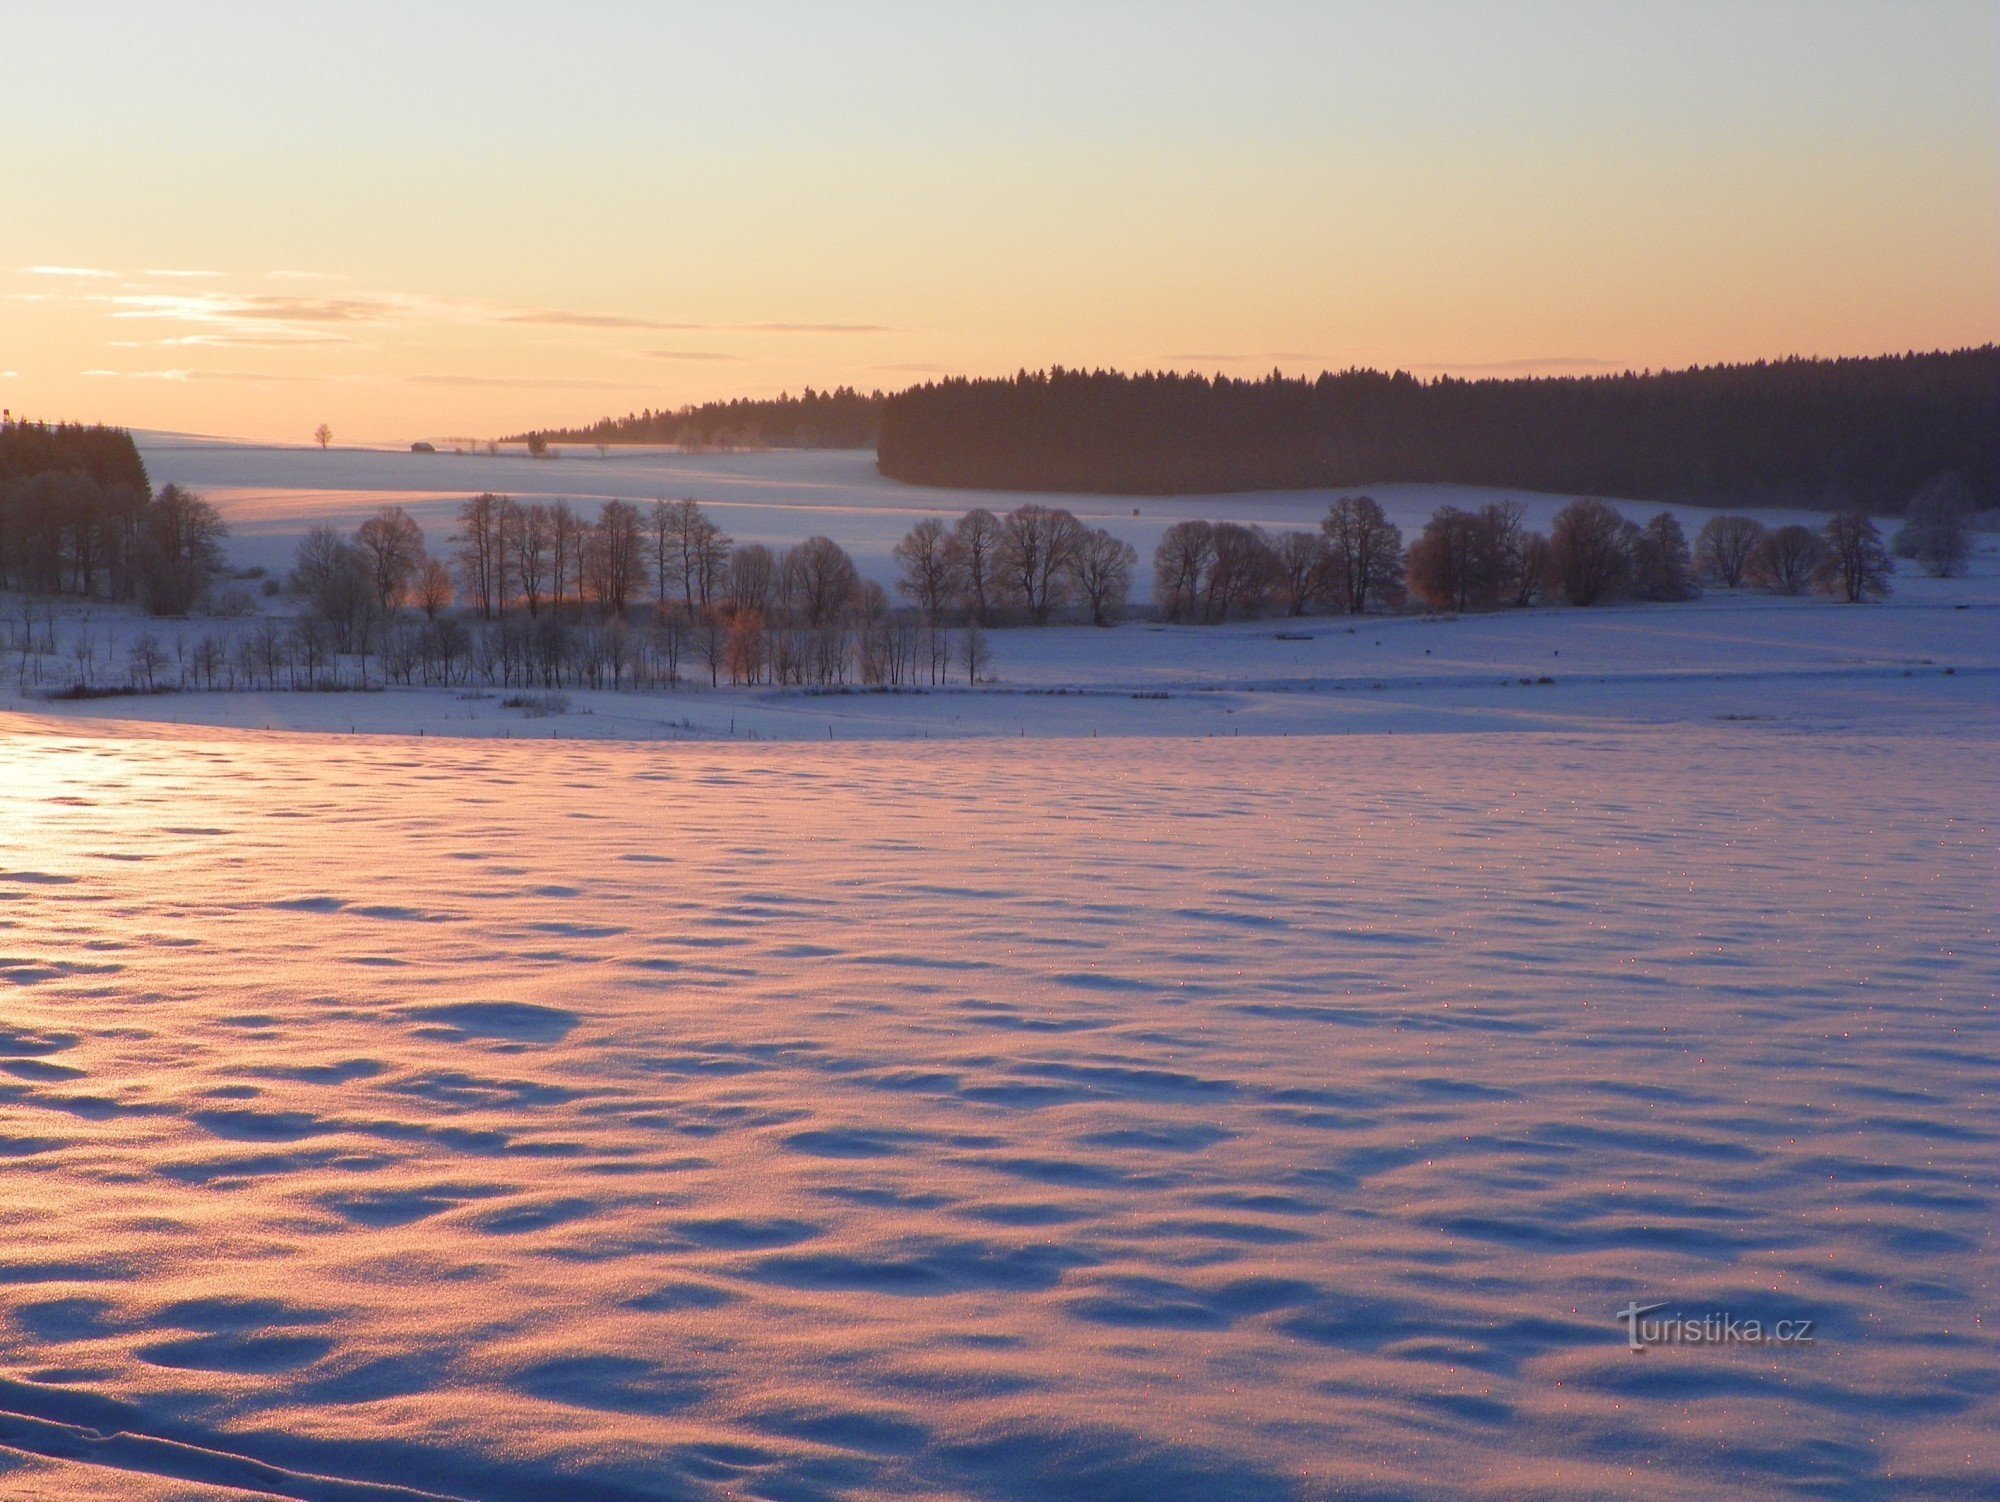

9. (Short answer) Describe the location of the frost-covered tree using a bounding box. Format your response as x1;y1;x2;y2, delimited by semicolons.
1892;471;1975;578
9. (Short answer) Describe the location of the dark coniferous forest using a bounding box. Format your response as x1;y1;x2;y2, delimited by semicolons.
0;419;150;493
875;349;2000;510
522;386;884;450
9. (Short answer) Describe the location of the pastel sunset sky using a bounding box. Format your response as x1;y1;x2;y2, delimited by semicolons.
4;0;1995;443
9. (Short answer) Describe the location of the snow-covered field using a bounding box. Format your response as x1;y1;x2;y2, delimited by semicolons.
1;441;1994;1498
133;434;1848;585
2;708;1994;1499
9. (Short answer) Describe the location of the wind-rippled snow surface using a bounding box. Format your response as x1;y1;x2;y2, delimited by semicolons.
0;715;1993;1499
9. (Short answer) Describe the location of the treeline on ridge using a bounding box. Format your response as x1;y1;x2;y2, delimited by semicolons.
874;349;2000;510
517;387;884;451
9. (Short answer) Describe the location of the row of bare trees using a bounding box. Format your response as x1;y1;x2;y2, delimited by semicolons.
278;497;991;690
35;603;995;698
1130;496;1899;623
263;490;1913;693
892;505;1139;626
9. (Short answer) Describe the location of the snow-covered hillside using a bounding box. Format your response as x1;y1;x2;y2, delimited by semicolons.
133;436;1853;586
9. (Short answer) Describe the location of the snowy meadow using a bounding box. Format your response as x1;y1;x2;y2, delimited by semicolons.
0;442;1993;1499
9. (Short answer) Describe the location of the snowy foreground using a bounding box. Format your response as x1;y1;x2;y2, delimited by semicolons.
1;689;1995;1499
0;441;1995;1498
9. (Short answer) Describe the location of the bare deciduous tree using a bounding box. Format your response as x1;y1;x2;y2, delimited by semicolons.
549;499;584;609
1548;498;1633;606
1695;515;1767;588
1629;511;1698;601
998;504;1082;624
1271;531;1328;616
1815;511;1894;602
959;619;990;684
1064;527;1138;626
1405;507;1493;612
507;501;553;615
1745;524;1823;595
724;542;774;618
1204;523;1275;621
134;485;228;617
652;498;732;616
452;493;506;619
1321;495;1404;613
415;555;454;619
355;505;425;611
1153;520;1216;623
950;508;1002;621
587;500;648;615
893;517;966;622
786;535;860;627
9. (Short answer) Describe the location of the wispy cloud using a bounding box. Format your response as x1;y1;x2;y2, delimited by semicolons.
25;265;115;278
142;268;223;279
407;373;652;390
266;270;348;282
503;308;896;335
74;284;892;342
108;331;358;349
723;322;895;335
82;367;329;383
641;349;744;363
99;291;409;330
501;308;662;331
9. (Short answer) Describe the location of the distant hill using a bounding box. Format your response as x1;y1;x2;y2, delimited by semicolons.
518;386;883;451
876;349;2000;511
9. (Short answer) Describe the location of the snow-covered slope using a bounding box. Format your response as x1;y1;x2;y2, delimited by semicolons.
134;437;1851;585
